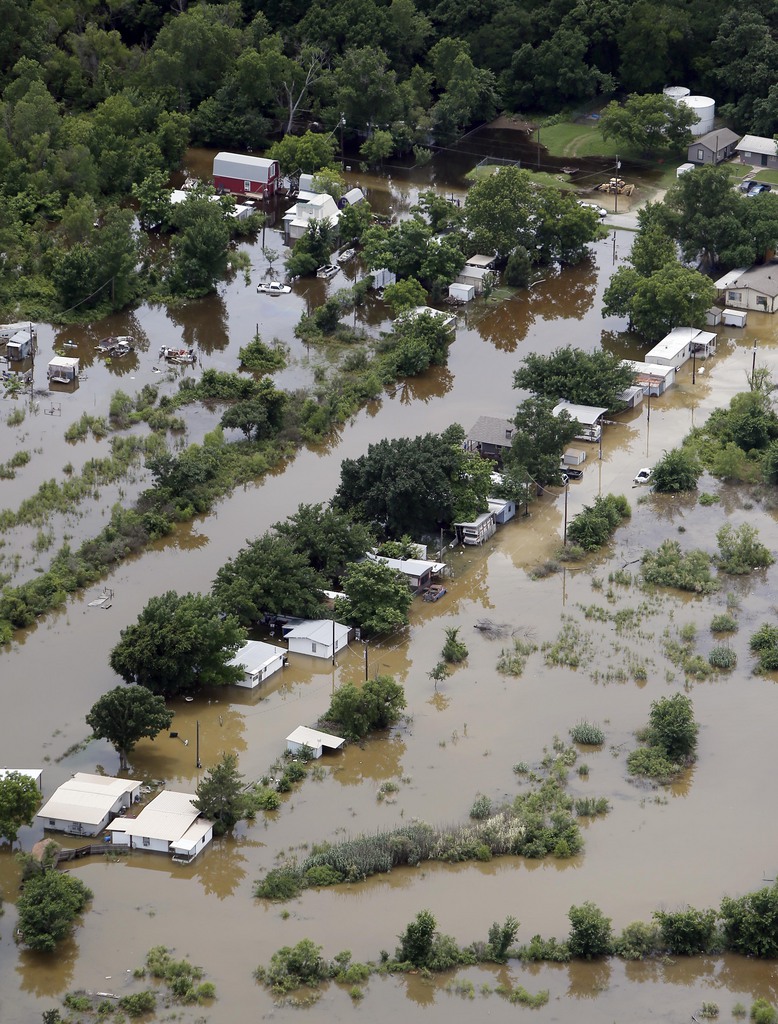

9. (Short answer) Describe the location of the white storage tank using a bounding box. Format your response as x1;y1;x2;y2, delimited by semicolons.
664;86;691;100
681;95;715;136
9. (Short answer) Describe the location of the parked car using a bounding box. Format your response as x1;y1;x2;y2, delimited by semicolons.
633;467;652;485
747;182;772;197
562;465;584;480
316;264;340;279
257;281;291;295
423;584;447;602
337;248;357;263
578;201;607;218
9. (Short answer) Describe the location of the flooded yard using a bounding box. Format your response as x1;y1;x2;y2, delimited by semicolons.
2;138;778;1023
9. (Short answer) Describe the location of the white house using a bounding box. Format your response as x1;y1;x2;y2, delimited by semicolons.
0;321;35;341
715;263;778;313
37;773;141;837
552;402;609;442
227;639;287;688
644;327;717;368
0;768;42;790
286;725;345;759
455;265;492;293
47;356;80;383
283;619;351;660
283;191;341;241
107;790;213;863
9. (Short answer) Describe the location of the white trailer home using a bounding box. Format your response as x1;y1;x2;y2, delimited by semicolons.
454;511;497;545
227;639;287;688
283;619;351;660
37;773;140;837
552;402;608;442
107;790;213;863
644;327;717;368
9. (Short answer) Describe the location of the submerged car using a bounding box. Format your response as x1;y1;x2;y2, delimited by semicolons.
633;467;652;485
423;584;447;602
257;281;291;295
578;201;607;218
316;264;340;279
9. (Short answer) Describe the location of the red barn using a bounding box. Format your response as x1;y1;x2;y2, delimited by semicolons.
212;152;280;198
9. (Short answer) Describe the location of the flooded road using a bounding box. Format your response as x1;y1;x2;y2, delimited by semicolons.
3;138;778;1023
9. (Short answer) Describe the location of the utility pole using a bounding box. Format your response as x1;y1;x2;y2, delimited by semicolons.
364;642;368;681
563;481;569;546
196;720;201;769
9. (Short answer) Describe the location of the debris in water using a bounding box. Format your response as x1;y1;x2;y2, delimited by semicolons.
474;619;510;639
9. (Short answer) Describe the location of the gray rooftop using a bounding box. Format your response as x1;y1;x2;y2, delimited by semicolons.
727;261;778;297
694;128;739;150
736;135;778;157
467;416;515;448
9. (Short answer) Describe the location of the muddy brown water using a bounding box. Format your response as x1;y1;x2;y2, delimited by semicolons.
3;139;778;1022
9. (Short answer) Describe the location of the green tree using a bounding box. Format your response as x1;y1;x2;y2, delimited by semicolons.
750;624;778;672
109;591;246;697
273;503;374;586
333;47;401;130
396;909;436;966
219;378;287;441
464;166;536;262
653;907;717;955
86;686;174;770
360;129;394;166
131;170;172;230
212;534;326;624
0;771;41;844
382;278;428;314
566;494;631;551
324;675;407;740
716;523;774;575
385;311;455;377
486;917;520;961
532;189;607;265
720;884;778;958
442;626;468;663
567;901;613;959
168;196;230;297
339;198;373;243
194;753;245;836
651;447;702;493
17;871;93;952
285;220;333;279
268;129;337;175
599;93;696;156
335;560;413;634
505;398;579;488
513;347;634;409
662;165;752;270
649;693;698;761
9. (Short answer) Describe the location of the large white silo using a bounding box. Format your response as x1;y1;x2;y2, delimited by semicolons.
663;86;691;100
681;95;716;136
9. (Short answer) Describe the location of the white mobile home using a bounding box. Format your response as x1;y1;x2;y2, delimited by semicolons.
286;725;345;759
455;265;492;293
644;327;717;368
366;553;446;592
107;790;213;863
283;619;351;660
37;773;140;837
227;640;287;688
454;511;497;546
625;360;676;396
552;402;608;442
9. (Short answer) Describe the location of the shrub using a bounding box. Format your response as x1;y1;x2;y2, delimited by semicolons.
322;675;406;740
570;721;604;745
711;613;738;633
716;524;774;575
118;991;157;1017
720;883;778;958
305;865;344;887
566;493;630;551
470;794;492;820
567;901;612;959
396;910;437;966
709;645;737;670
442;627;468;664
626;746;681;783
496;638;537;676
257;938;330;994
653;907;717;955
750;624;778;672
751;999;778;1024
651;447;701;492
641;540;719;594
574;797;609;817
649;693;698;761
254;866;304;901
16;871;93;951
239;334;287;374
613;920;661;960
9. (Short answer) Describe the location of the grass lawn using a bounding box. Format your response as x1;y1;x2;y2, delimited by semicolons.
751;168;778;184
539;120;621;159
465;165;578;191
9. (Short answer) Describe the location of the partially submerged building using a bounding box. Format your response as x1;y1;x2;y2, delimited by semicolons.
715;263;778;313
465;416;515;464
366;553;447;593
212;152;280;198
286;726;345;759
227;640;287;688
454;511;497;546
283;619;351;660
282;191;341;241
552;402;609;442
107;790;213;863
37;773;140;837
624;360;676;396
644;327;717;367
47;356;80;384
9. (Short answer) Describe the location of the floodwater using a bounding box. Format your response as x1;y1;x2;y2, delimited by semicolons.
2;132;778;1023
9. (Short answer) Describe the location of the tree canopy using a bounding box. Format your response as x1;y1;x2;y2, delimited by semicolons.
335;559;414;634
513;347;635;409
194;752;245;836
273;503;375;586
599;93;696;156
17;870;93;952
322;675;407;740
0;772;41;845
109;591;246;697
86;686;174;769
505;398;580;488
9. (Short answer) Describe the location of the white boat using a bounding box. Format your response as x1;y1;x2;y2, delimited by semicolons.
316;264;339;280
337;249;357;264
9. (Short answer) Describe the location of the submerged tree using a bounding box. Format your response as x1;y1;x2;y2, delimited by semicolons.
86;686;174;770
194;753;245;836
0;772;41;845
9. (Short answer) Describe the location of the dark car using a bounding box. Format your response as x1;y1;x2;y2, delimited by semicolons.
561;465;584;480
747;182;772;197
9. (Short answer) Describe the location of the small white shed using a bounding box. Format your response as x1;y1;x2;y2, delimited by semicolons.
227;640;287;688
706;307;723;326
487;497;516;524
676;162;696;177
6;330;34;360
283;619;351;660
722;308;748;327
562;448;587;466
370;268;397;290
339;187;366;208
286;725;345;759
47;356;80;383
449;282;475;302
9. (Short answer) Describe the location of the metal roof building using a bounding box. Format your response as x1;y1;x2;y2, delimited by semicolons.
107;790;213;862
286;726;345;758
37;773;141;836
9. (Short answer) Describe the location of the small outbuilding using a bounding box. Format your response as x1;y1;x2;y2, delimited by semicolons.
552;402;609;442
706;307;723;326
47;356;80;384
0;768;42;790
283;619;351;660
454;511;497;546
676;162;696;177
625;360;676;396
339;187;366;208
286;725;345;759
37;773;141;837
715;262;778;313
465;254;496;270
370;268;397;290
107;790;213;863
213;152;280;198
688;128;740;166
487;497;516;524
449;282;475;302
616;385;644;409
562;448;587;466
6;330;34;361
227;640;287;688
455;265;493;294
722;308;748;327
